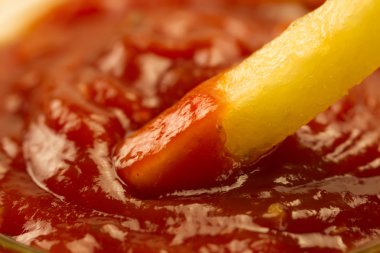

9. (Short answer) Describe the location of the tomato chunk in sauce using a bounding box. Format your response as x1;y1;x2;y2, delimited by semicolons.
1;0;380;252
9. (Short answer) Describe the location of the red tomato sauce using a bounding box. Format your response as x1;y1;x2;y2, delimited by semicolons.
1;0;380;252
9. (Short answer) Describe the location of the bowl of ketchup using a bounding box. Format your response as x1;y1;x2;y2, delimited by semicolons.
1;1;380;252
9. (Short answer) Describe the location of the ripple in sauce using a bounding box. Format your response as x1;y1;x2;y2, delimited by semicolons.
1;0;380;252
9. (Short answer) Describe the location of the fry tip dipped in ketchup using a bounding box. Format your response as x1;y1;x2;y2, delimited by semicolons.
113;0;380;197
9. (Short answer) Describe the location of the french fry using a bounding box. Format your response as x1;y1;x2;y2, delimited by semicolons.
113;0;380;195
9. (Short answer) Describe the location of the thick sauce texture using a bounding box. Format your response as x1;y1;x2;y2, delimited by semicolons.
1;0;380;252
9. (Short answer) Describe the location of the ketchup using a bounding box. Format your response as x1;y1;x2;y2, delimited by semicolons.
1;1;380;252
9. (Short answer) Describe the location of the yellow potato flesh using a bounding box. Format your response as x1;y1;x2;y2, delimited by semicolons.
218;0;380;160
0;0;65;45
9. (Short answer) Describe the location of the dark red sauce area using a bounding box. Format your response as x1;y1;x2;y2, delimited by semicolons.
1;0;380;252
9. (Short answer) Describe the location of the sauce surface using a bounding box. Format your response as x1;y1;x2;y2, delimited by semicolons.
1;0;380;252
